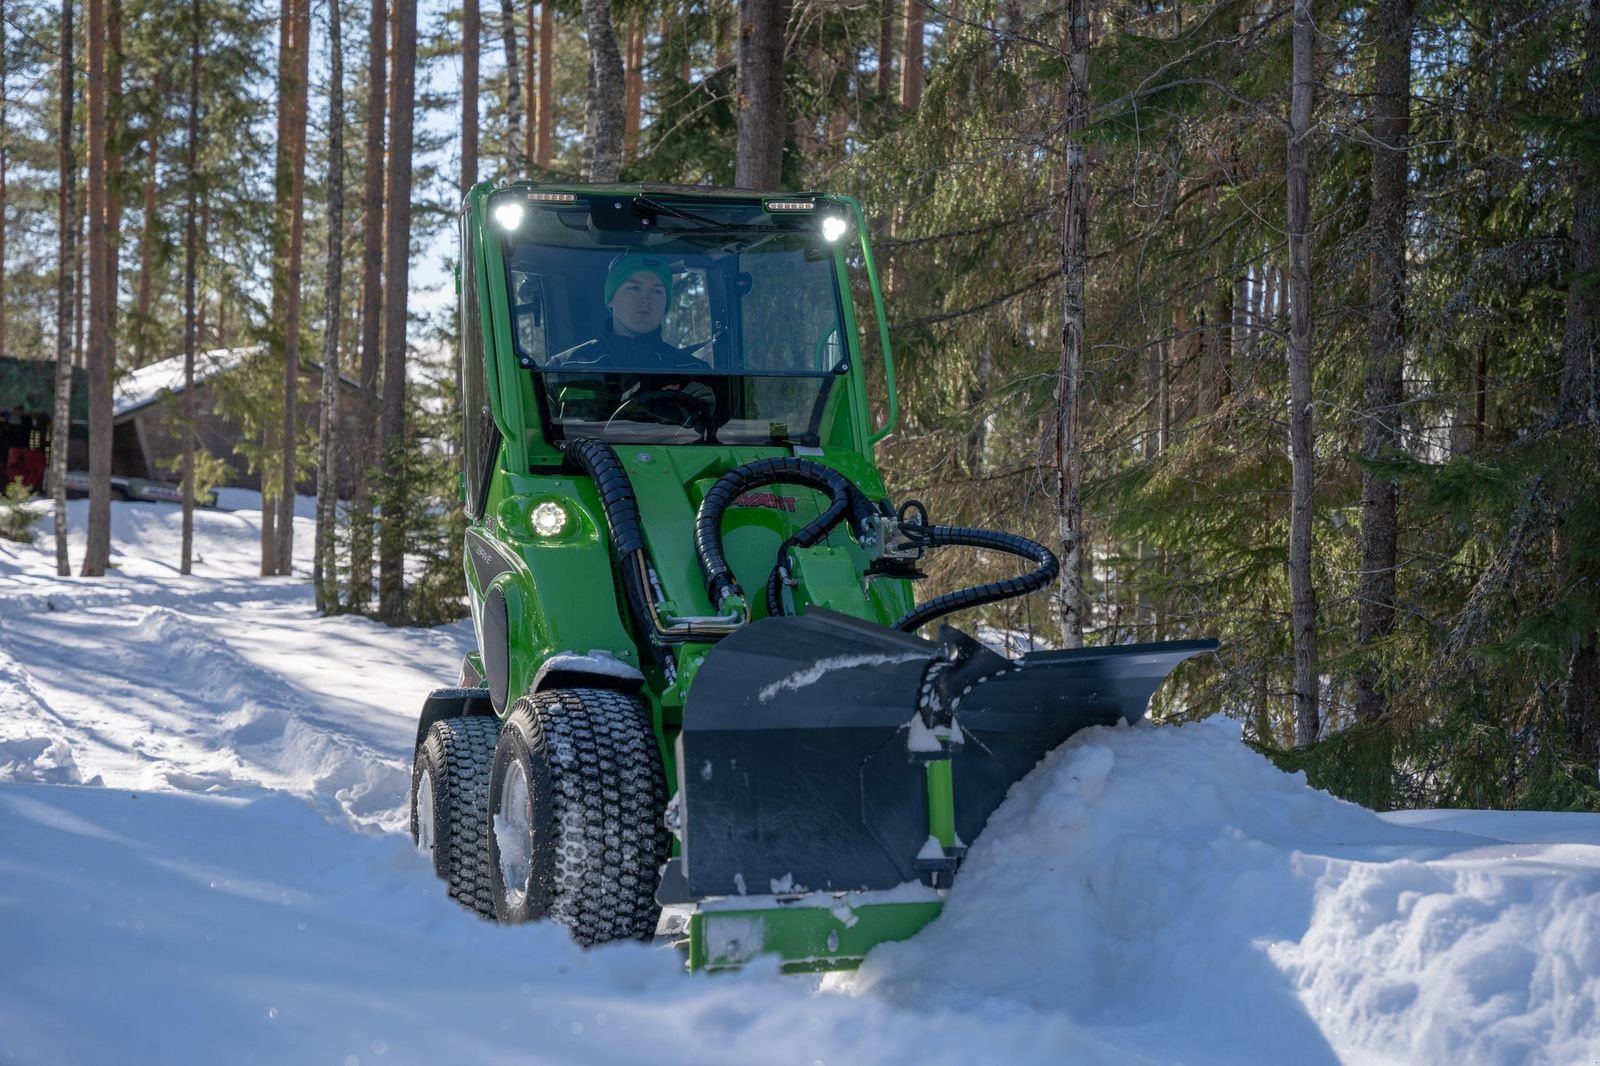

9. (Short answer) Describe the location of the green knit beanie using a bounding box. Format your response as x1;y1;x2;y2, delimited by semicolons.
604;253;675;308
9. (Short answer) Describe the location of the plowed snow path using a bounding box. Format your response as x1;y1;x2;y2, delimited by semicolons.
0;498;471;830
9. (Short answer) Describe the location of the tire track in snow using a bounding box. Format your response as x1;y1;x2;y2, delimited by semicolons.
0;602;415;831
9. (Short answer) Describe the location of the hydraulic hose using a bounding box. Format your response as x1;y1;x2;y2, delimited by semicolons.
562;438;743;652
694;457;880;616
562;437;660;644
891;525;1059;635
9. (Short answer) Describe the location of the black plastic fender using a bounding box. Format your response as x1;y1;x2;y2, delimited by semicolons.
413;687;497;754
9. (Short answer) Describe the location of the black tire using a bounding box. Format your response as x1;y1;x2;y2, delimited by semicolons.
411;715;501;917
488;687;670;944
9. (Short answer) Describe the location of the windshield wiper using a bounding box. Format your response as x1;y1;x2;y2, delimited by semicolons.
633;195;726;229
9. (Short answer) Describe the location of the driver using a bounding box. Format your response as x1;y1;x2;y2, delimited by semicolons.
549;253;716;430
562;253;707;372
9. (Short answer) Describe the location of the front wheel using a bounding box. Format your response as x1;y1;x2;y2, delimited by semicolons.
488;688;669;944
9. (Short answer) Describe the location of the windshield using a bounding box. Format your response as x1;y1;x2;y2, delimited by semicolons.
498;195;851;447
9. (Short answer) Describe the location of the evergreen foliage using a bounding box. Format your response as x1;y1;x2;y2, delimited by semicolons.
0;479;41;543
3;0;1595;810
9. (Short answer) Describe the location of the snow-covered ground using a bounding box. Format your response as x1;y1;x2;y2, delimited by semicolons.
2;497;1598;1065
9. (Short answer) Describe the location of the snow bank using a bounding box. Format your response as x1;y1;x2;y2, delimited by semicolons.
848;718;1600;1064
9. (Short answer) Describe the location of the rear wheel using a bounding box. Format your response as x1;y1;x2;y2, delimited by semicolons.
488;688;669;944
411;715;500;917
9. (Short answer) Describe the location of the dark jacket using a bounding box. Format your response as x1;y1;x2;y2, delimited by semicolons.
551;321;705;372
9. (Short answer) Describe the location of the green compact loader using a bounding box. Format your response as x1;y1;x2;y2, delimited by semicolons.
410;182;1214;972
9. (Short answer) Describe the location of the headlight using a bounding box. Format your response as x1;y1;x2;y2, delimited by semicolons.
821;215;848;242
530;500;568;538
493;201;525;231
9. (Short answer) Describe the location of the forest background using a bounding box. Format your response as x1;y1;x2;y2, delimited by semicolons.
1;0;1597;812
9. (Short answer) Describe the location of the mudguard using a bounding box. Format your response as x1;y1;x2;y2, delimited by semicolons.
674;609;1215;898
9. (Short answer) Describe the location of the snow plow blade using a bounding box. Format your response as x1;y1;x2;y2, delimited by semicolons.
669;609;1215;901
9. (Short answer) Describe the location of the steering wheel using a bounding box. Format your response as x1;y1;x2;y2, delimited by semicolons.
610;387;713;430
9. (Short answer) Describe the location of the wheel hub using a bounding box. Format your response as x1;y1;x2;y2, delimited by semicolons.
496;759;533;908
415;768;436;851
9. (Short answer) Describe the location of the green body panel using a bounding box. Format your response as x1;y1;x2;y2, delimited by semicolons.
464;464;643;707
455;181;940;972
688;902;945;973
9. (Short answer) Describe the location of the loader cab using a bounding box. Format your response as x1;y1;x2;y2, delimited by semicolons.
481;188;865;452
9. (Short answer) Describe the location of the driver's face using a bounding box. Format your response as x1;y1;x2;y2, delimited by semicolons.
609;272;668;337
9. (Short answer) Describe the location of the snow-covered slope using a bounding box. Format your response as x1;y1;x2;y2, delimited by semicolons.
2;498;1598;1065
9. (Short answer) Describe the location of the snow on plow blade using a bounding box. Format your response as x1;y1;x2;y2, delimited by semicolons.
670;609;1216;900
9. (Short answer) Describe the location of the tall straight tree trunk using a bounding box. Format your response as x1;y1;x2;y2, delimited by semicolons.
624;20;643;162
1286;0;1319;745
134;90;159;364
499;0;521;173
274;0;312;576
378;0;418;623
1356;0;1412;723
734;0;787;188
52;0;76;577
1561;0;1600;766
464;0;478;190
82;0;113;577
877;0;894;103
180;0;201;575
317;0;348;613
0;1;7;362
105;0;122;344
1054;0;1088;649
1563;0;1600;427
899;0;923;109
537;1;553;168
352;0;388;612
581;0;626;181
524;0;537;167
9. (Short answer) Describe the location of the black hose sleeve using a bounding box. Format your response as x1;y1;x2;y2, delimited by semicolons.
695;457;864;611
563;437;644;557
560;438;660;649
893;525;1059;634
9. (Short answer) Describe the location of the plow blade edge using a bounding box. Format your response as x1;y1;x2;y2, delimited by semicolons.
671;609;1215;900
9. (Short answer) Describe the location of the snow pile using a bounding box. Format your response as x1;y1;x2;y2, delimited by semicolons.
850;719;1600;1064
3;497;1600;1064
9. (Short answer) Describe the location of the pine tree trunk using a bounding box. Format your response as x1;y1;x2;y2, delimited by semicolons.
899;0;923;109
1562;0;1600;427
317;0;347;613
734;0;788;189
499;0;521;173
1054;0;1089;650
1;1;7;362
379;0;418;623
1561;0;1600;766
275;0;312;577
82;0;113;577
464;0;478;191
1356;0;1411;723
105;0;122;345
52;0;76;577
135;94;159;364
180;0;201;576
537;1;553;168
624;20;643;163
1286;0;1320;745
352;0;388;612
525;0;537;167
581;0;625;181
877;0;894;104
